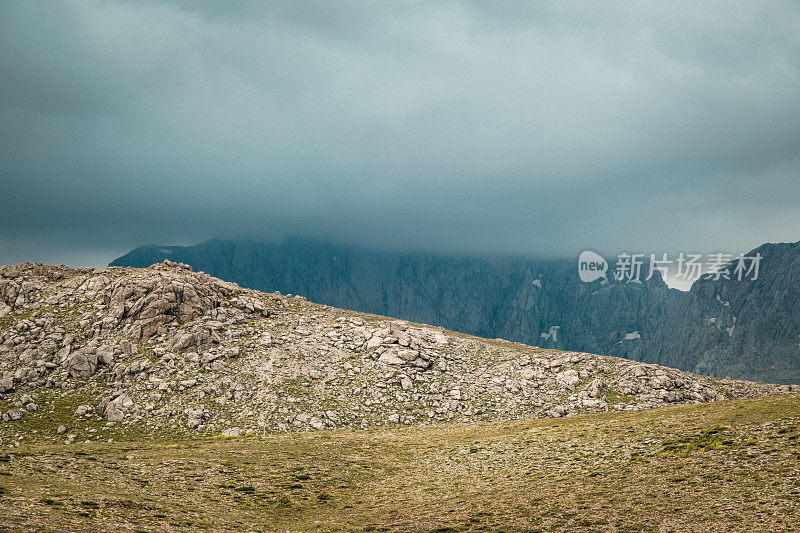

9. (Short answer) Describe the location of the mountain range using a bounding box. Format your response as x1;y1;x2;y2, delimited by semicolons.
110;238;800;384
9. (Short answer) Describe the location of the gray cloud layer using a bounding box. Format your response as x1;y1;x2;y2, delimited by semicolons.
1;1;799;266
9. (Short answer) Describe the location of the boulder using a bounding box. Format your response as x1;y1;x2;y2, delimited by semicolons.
556;369;581;389
378;352;405;365
6;408;25;421
96;344;115;365
0;378;13;394
397;349;419;361
586;378;605;398
74;405;93;417
66;350;98;379
105;407;124;422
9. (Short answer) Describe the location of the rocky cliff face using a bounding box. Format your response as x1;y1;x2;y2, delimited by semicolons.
632;242;800;384
111;239;682;360
1;261;791;446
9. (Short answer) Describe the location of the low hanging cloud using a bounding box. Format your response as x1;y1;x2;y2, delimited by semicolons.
1;1;799;266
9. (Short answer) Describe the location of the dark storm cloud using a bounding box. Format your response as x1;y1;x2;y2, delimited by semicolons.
1;1;799;266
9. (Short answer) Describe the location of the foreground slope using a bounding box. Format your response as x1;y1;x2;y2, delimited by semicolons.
0;393;798;531
0;261;794;445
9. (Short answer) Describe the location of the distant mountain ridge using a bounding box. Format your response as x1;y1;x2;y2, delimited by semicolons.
637;241;800;384
111;239;682;356
110;238;800;383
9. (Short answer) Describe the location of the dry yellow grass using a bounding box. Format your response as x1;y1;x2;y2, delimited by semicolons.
0;393;798;532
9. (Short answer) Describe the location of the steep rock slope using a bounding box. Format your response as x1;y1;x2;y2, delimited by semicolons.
0;261;793;446
634;242;800;383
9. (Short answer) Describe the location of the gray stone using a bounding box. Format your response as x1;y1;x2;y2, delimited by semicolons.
105;407;124;422
0;378;13;393
378;352;405;365
6;408;25;421
397;349;419;361
587;378;605;398
556;369;580;389
546;405;567;418
66;351;98;379
74;405;92;417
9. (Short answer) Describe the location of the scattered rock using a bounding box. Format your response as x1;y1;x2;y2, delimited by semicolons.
186;406;209;429
0;261;790;440
74;405;93;417
546;405;567;418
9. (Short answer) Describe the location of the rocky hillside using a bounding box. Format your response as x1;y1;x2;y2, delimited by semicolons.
0;261;794;446
111;238;683;363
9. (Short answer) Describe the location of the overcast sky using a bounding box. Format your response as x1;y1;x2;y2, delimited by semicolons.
1;1;799;269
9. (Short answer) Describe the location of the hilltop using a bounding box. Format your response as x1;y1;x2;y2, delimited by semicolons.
110;239;682;366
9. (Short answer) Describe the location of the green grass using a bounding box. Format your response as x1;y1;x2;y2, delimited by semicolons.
604;389;636;405
0;393;798;531
660;425;738;455
0;308;33;330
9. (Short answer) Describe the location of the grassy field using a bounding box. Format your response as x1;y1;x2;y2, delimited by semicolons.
0;394;798;532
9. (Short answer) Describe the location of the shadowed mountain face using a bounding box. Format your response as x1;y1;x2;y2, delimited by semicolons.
632;241;800;384
110;239;800;383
